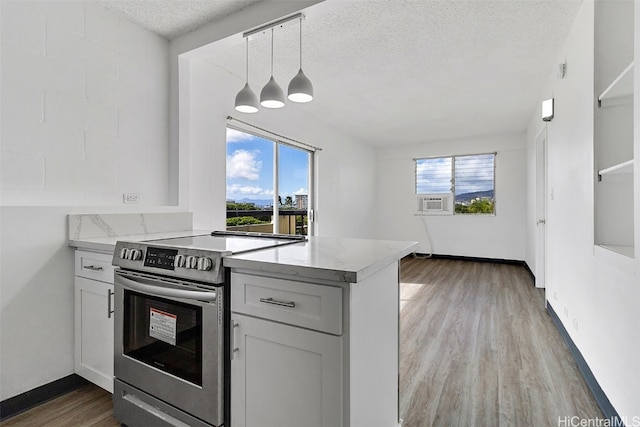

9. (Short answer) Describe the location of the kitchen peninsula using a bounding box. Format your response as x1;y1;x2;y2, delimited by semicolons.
225;236;417;427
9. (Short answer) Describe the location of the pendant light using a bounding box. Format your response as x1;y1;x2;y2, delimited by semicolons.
235;38;258;113
288;17;313;103
260;28;285;109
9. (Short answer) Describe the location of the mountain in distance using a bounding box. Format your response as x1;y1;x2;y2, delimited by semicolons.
455;190;494;203
233;198;273;208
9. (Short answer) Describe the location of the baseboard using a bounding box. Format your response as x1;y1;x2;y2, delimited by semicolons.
0;374;89;421
412;252;525;266
523;262;536;284
546;303;623;425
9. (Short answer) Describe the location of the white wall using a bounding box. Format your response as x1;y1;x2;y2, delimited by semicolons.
184;60;377;238
1;1;170;206
376;133;526;260
0;1;171;400
526;0;640;418
0;207;76;401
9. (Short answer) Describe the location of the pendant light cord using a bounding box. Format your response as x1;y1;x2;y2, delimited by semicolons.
245;38;249;82
299;17;303;69
270;27;274;75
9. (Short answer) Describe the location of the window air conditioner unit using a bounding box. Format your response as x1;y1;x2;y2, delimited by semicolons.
417;194;450;213
424;196;444;211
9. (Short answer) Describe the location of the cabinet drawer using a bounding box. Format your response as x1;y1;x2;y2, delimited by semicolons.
231;273;342;335
75;250;115;283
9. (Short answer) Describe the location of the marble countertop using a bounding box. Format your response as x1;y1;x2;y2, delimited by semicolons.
224;236;418;283
69;230;211;253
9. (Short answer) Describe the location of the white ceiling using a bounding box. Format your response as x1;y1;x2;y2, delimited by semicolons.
98;0;263;39
98;0;582;147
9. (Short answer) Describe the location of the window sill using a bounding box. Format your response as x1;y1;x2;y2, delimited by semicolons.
414;213;496;217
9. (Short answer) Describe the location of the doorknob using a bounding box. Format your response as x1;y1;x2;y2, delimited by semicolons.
537;219;546;224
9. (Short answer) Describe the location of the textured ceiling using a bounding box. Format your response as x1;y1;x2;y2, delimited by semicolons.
98;0;263;39
98;0;582;146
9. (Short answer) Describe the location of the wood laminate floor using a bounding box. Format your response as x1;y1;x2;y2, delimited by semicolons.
399;257;602;427
2;258;601;426
1;383;118;427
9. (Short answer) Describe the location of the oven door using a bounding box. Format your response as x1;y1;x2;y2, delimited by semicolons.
114;269;223;426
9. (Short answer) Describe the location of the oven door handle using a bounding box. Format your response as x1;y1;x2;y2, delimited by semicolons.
117;275;217;302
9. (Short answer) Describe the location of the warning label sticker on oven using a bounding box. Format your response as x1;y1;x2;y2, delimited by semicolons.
149;308;177;346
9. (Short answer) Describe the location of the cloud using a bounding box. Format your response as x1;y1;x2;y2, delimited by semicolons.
226;128;254;143
279;188;307;197
227;149;261;180
226;184;273;196
416;154;494;194
416;158;452;193
454;154;494;193
293;188;307;195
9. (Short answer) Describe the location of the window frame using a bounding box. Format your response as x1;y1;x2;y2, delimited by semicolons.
414;152;496;216
225;124;316;235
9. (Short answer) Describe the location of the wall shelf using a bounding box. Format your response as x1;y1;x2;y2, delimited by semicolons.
598;159;634;178
593;5;634;260
598;61;634;106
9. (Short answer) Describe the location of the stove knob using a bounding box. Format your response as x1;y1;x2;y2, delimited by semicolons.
120;248;129;259
175;254;185;268
186;255;197;269
130;249;142;261
197;257;213;271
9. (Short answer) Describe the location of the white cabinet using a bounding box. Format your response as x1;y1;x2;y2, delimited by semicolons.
230;273;343;427
230;313;342;427
230;262;401;427
74;250;114;392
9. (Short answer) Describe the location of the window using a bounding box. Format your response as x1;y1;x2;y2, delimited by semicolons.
415;153;495;214
226;127;313;235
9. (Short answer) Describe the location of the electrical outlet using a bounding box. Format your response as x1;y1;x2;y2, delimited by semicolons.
123;193;140;204
572;318;579;331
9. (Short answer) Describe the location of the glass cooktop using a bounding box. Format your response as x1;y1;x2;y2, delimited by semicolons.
143;231;305;255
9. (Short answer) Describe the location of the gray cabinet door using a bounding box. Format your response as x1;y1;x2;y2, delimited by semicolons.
231;313;342;427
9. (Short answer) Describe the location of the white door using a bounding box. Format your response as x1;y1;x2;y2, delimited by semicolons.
231;313;342;427
535;130;548;289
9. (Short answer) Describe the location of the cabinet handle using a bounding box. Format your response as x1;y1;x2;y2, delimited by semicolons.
83;265;104;271
107;289;114;319
231;321;239;360
259;297;296;308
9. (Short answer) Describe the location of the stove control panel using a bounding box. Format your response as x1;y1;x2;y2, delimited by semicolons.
143;247;178;270
113;242;219;283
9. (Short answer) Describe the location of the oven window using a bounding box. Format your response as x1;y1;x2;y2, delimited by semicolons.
123;290;203;386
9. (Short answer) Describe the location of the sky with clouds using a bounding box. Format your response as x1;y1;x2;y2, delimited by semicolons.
226;128;309;204
416;154;494;196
